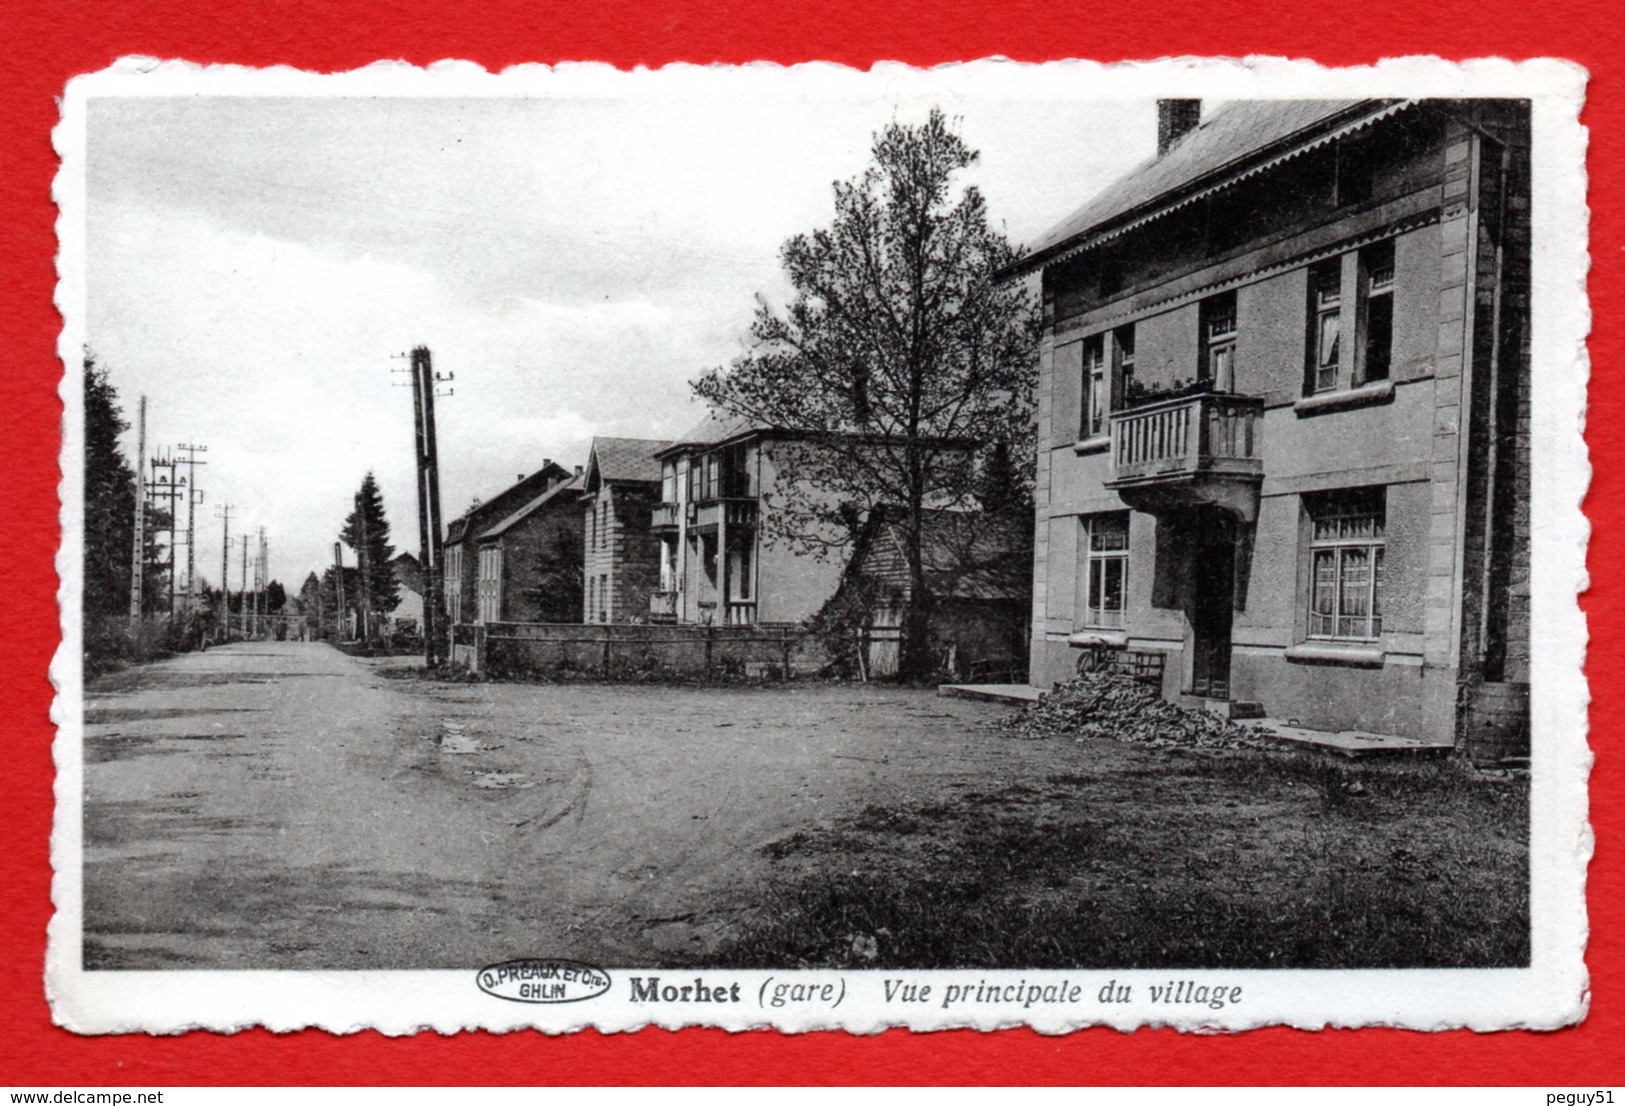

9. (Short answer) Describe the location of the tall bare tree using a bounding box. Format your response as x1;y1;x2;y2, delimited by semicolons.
694;109;1038;679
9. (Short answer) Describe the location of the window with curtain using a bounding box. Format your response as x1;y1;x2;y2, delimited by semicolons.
1307;488;1386;640
1082;334;1107;439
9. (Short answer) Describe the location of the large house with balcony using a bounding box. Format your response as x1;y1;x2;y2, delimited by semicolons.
581;436;674;623
1010;98;1530;762
649;413;848;626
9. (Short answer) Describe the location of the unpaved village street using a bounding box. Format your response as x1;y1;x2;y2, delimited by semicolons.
84;641;1036;970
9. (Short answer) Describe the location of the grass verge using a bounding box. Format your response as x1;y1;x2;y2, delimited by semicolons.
704;747;1528;970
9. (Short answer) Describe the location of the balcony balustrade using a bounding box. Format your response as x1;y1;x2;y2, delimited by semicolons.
650;502;680;531
1104;391;1264;520
692;496;759;532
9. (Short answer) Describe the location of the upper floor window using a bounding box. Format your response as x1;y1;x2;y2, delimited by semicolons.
1082;334;1108;440
702;454;720;501
720;442;752;498
1310;260;1342;393
1114;324;1136;405
1080;512;1130;630
1307;487;1386;641
1305;240;1398;395
1200;292;1237;392
660;463;678;504
1361;240;1395;383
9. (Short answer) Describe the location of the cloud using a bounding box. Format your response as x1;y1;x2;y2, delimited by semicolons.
85;87;1155;585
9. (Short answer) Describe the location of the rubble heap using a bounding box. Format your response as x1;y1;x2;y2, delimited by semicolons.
994;672;1277;751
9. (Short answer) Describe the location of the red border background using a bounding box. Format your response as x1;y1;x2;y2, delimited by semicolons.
2;0;1618;1086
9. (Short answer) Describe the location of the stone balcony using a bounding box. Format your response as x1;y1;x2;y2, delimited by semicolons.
1103;391;1264;521
650;502;680;532
691;496;758;533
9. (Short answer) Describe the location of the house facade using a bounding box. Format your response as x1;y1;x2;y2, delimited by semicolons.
441;460;575;625
389;552;426;633
473;474;585;624
1013;98;1530;761
581;437;673;623
650;414;847;626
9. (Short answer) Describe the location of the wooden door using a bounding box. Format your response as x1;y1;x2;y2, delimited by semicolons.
1190;530;1234;699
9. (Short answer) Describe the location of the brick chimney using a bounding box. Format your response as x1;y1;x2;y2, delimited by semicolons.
1157;99;1201;156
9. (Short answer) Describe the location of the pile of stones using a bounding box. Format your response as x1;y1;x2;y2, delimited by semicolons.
994;672;1277;751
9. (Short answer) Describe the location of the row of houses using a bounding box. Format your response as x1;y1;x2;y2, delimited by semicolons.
429;412;1030;675
397;95;1531;758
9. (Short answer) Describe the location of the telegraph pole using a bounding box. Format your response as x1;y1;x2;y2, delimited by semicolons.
176;442;207;610
332;541;347;641
354;493;374;647
241;534;250;638
402;346;451;665
256;527;268;638
128;395;147;622
152;453;182;615
215;503;232;642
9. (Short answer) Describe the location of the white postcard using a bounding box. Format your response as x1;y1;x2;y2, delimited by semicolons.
51;55;1590;1034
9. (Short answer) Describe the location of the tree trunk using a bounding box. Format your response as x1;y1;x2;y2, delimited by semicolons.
897;504;936;683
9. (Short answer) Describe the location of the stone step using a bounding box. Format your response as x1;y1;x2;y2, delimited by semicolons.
1194;697;1266;720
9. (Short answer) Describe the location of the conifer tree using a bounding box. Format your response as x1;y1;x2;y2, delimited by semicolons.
340;472;400;641
83;352;136;635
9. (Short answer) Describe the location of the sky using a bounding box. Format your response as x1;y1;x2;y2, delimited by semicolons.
85;72;1157;588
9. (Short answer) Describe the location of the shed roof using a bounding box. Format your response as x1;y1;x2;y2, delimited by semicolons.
854;508;1029;602
1011;99;1412;275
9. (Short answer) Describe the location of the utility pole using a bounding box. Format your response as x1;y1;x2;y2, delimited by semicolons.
214;503;232;642
176;442;207;611
401;346;451;665
256;527;268;639
152;453;182;616
333;541;346;641
128;395;146;622
241;534;250;638
354;492;374;648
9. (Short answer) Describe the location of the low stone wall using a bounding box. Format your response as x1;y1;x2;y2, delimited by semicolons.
454;621;826;679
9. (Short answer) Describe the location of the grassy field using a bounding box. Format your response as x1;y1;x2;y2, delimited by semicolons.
706;743;1529;970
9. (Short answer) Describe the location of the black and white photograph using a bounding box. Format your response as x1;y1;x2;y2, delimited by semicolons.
50;59;1589;1034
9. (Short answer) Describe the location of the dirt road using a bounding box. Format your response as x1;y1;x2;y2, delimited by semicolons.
83;641;1029;969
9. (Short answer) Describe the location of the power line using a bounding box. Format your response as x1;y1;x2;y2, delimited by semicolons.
176;442;208;610
214;503;232;641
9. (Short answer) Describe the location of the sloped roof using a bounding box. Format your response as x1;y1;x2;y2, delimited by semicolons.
587;437;673;486
655;411;773;457
390;552;425;593
478;473;585;541
443;460;573;546
1011;99;1412;275
854;508;1029;602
